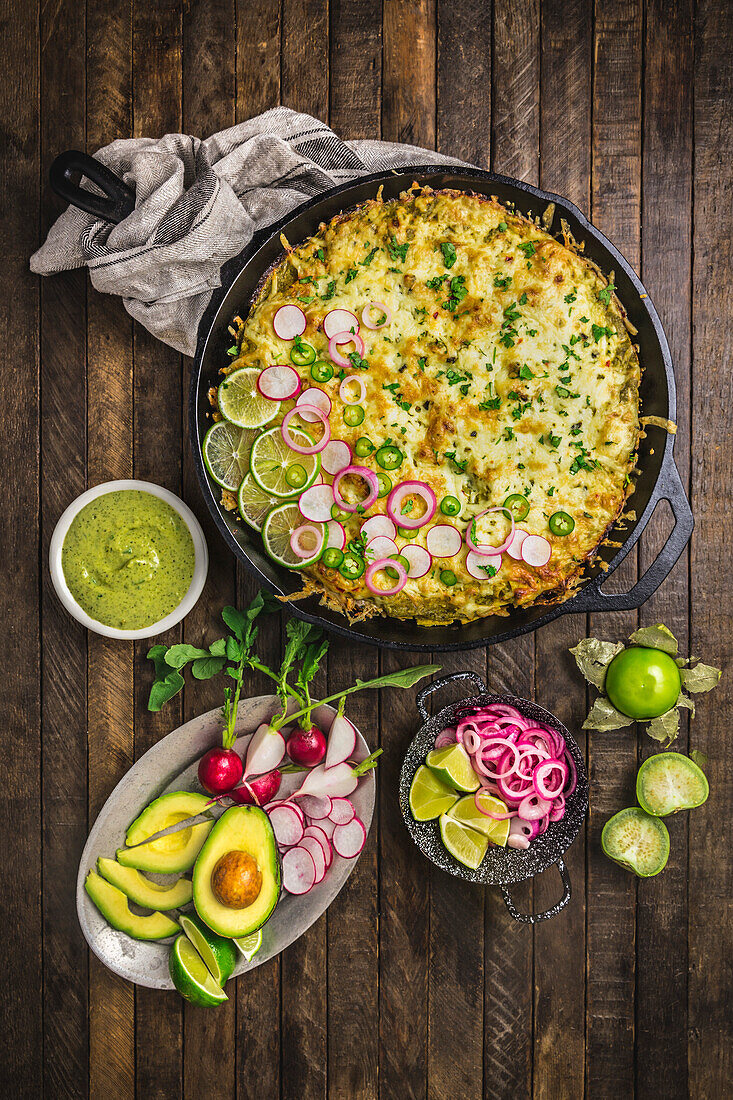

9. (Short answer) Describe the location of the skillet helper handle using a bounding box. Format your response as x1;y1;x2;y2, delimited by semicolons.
571;454;693;614
415;670;487;721
500;857;572;924
49;150;136;225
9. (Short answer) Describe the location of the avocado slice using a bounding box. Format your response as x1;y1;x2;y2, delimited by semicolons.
84;871;180;940
117;791;214;874
193;805;281;938
97;856;193;910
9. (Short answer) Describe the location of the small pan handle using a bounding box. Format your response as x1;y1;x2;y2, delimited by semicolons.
570;453;693;614
415;670;487;721
49;150;136;225
501;857;571;923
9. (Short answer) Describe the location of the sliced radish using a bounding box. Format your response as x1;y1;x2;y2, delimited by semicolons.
366;535;399;559
401;544;432;579
293;761;358;799
360;515;397;542
298;794;333;820
267;798;305;825
268;804;305;848
299;483;335;522
323;309;359;341
426;524;462;558
304;824;332;861
317;817;337;840
325;713;357;770
297;387;332;423
273;304;307;340
506;528;530;561
521;534;552;568
244;724;286;778
282;846;316;894
332;817;366;859
299;836;326;883
329;332;364;369
321;439;352;475
465;549;503;580
325;520;346;551
329;797;356;826
257;364;300;401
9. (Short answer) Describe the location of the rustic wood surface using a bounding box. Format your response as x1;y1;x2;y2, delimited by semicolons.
1;0;730;1096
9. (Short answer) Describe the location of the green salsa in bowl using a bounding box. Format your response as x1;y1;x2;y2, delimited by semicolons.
50;481;208;639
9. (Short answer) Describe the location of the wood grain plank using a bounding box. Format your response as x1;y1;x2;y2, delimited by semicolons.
634;1;694;1097
689;0;733;1093
0;0;42;1094
279;11;330;1096
324;20;380;1100
484;3;539;1096
181;1;238;1094
587;3;643;1096
39;0;89;1093
383;0;436;147
236;0;281;121
532;3;592;1097
86;0;135;1095
131;2;185;1095
437;0;491;168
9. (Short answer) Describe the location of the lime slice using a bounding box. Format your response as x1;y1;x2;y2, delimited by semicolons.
169;934;228;1006
178;912;238;984
447;791;510;847
203;421;257;490
261;502;325;569
439;814;489;870
425;744;480;793
234;928;263;961
409;764;459;821
250;425;321;498
238;472;279;531
218;367;278;429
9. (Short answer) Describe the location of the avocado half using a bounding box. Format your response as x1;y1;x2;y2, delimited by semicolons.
193;805;281;938
117;791;214;874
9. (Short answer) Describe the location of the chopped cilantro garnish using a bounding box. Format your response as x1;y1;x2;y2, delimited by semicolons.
444;450;468;473
360;246;379;266
417;356;427;370
519;292;528;305
441;275;468;312
348;351;369;371
387;235;409;263
597;282;616;306
345;268;358;283
320;281;336;301
315;247;325;262
494;274;512;289
518;241;537;258
440;241;457;268
564;288;577;304
592;323;614;342
519;364;534;380
426;274;450;290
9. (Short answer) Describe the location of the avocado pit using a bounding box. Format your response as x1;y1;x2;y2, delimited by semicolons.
211;849;262;909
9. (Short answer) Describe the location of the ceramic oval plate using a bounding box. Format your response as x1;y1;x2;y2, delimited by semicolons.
76;695;375;989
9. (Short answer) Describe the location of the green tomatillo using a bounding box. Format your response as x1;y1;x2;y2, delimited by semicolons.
604;646;681;720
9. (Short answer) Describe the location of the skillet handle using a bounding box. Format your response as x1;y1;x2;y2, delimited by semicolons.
415;670;487;721
500;858;571;923
570;454;693;614
49;150;136;225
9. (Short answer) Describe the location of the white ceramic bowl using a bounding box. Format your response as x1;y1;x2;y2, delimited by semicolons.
49;479;209;640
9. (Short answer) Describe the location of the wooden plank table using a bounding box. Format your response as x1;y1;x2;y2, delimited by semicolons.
2;0;730;1095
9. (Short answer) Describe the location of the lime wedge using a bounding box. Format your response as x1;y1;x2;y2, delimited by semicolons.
261;502;325;569
169;934;228;1007
439;814;489;870
447;791;510;847
238;472;279;531
250;425;321;498
425;743;480;793
409;764;459;821
178;912;237;984
218;367;278;429
234;928;263;961
203;421;257;490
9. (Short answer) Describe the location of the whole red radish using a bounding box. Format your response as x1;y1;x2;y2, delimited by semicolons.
229;768;282;806
198;747;243;795
287;725;327;767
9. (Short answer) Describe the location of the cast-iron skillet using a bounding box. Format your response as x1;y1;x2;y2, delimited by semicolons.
51;152;693;652
399;671;589;923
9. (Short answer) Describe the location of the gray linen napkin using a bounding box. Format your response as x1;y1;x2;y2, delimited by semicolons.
31;107;467;356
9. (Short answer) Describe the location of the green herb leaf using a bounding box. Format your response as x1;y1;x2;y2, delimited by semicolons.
679;662;722;693
597;282;616;306
387;235;409;263
162;643;210;669
627;623;678;655
440;241;457;268
353;664;441;692
192;655;227;680
582;696;631;731
148;670;185;712
570;638;624;689
646;708;679;746
208;638;227;657
360;246;379;266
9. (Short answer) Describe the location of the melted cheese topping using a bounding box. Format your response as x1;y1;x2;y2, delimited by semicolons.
229;188;640;624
